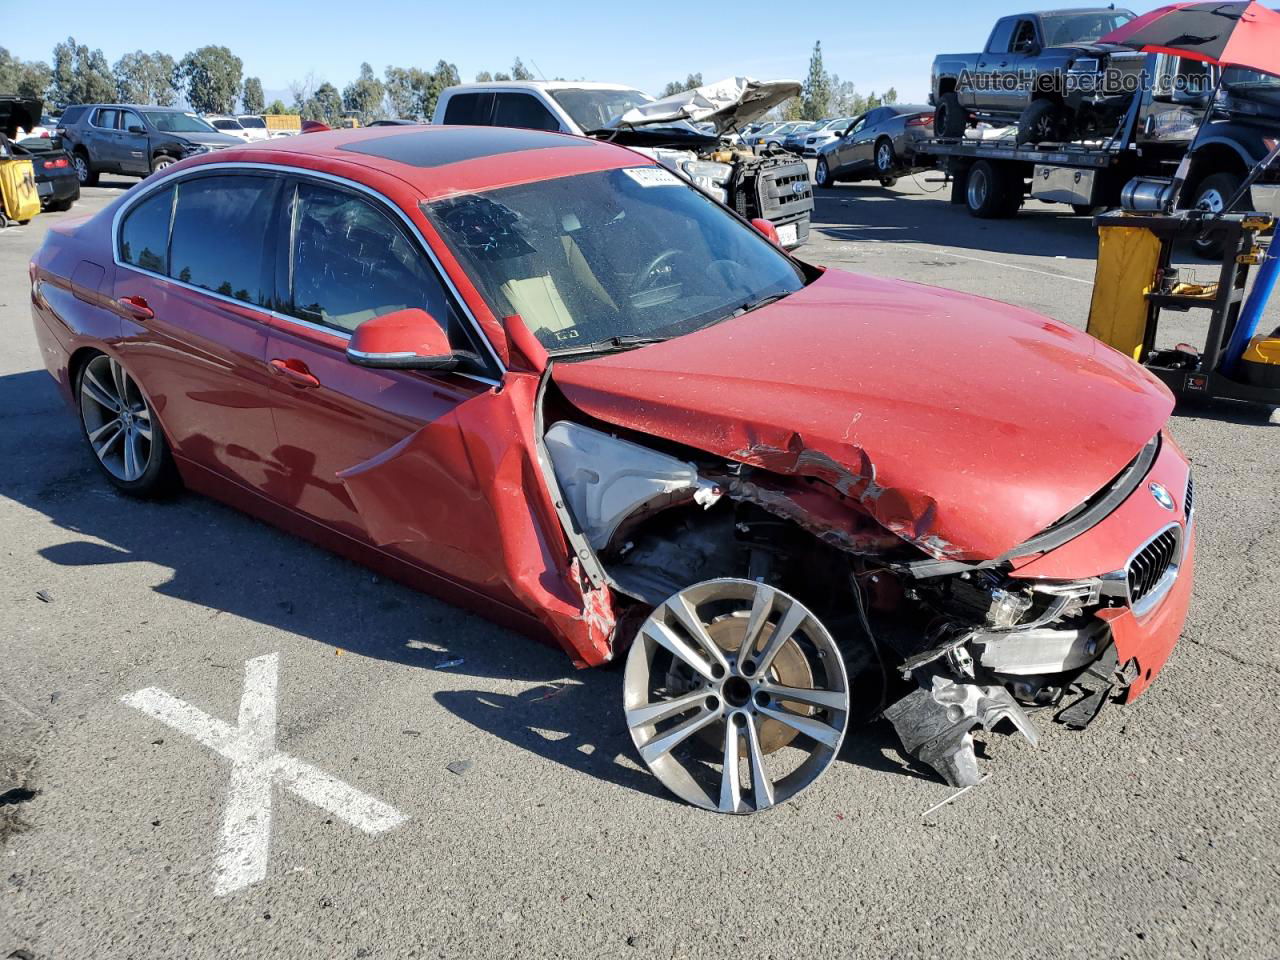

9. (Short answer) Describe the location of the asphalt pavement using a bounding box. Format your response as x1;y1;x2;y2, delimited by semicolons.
2;172;1277;960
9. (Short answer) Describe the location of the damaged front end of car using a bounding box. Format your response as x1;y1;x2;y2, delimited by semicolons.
533;377;1195;811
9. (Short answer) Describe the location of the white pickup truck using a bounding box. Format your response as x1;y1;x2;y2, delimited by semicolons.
432;78;813;249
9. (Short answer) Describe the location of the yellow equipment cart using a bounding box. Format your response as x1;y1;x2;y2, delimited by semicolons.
0;152;40;227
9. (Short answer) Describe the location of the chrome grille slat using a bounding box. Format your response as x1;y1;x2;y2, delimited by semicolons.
1127;527;1180;606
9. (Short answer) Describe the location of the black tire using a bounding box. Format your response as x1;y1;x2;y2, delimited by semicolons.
1188;172;1247;259
150;155;178;176
965;160;1022;219
46;198;74;212
72;151;98;186
1071;204;1106;216
936;92;967;138
75;353;179;498
1016;99;1067;145
879;177;898;188
814;156;836;188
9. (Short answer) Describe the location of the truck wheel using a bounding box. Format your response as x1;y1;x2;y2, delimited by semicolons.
73;152;98;187
815;157;836;188
966;160;1020;218
936;92;967;138
151;155;178;175
1016;100;1066;145
1190;172;1247;259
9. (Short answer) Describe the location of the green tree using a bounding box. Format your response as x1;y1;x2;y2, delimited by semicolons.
883;87;898;105
176;45;243;114
342;62;385;124
0;48;52;101
302;81;343;125
474;71;493;83
113;51;177;106
801;41;830;120
423;60;460;119
242;76;265;115
49;36;115;107
265;99;288;115
828;75;865;117
383;65;431;119
660;73;703;98
510;58;534;81
493;71;511;81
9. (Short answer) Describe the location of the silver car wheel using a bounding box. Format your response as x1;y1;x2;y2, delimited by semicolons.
72;155;90;184
80;355;153;483
1198;188;1225;213
624;579;850;814
968;167;990;210
877;143;893;171
151;156;176;174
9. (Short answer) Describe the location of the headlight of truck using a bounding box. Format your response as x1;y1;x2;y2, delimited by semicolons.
181;143;211;155
680;160;732;204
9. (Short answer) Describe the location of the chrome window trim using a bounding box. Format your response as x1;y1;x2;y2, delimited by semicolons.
109;160;507;381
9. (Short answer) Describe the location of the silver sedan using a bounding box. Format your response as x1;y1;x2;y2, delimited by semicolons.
813;105;934;188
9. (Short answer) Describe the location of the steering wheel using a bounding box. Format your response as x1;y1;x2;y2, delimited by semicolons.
632;249;684;294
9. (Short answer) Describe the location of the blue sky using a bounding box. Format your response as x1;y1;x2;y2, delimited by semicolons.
5;0;1153;104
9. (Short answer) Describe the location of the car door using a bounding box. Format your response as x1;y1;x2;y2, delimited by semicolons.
116;109;150;176
973;18;1018;110
260;175;516;598
831;114;868;172
88;107;121;170
845;110;885;171
112;171;282;492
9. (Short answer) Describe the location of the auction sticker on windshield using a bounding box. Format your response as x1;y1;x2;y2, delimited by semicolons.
622;167;683;188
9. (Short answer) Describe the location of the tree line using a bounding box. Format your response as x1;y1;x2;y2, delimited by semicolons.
0;39;554;124
3;36;893;127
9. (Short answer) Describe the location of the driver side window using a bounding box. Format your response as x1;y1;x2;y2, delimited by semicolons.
1011;20;1038;54
285;181;486;365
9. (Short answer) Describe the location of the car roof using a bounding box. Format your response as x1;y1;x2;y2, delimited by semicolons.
177;124;650;202
1026;7;1132;16
72;104;194;113
443;81;643;94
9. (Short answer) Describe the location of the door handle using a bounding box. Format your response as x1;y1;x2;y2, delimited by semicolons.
117;295;154;321
269;358;321;388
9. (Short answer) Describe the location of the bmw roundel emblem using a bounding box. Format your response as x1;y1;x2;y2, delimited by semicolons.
1149;482;1175;510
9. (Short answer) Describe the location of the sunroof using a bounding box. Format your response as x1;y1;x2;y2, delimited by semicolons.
338;128;591;167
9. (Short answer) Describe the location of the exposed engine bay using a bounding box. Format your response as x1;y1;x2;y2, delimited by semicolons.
537;411;1182;811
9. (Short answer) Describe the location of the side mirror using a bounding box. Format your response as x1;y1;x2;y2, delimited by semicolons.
750;218;781;246
128;125;146;134
347;307;457;370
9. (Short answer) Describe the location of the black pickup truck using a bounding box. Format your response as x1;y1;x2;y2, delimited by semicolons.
931;8;1146;144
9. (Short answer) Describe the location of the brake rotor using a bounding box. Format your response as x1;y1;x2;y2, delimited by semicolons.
687;613;815;754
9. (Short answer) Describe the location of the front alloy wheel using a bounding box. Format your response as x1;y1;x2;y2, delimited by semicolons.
815;157;833;188
624;579;850;814
151;155;177;175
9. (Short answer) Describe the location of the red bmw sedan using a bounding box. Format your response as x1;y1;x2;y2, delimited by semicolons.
29;126;1195;813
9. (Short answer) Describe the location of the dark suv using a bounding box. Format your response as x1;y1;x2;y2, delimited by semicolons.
56;104;242;185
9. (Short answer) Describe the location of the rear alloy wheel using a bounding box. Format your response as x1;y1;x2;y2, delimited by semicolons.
815;157;835;188
73;153;98;186
875;139;897;176
624;579;850;814
77;354;176;496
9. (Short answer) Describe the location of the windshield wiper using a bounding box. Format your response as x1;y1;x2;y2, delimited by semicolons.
548;335;670;357
734;292;791;317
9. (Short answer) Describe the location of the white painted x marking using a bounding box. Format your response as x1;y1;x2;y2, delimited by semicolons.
122;653;407;895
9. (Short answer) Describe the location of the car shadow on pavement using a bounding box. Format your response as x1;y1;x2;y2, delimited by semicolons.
810;181;1104;263
3;367;931;802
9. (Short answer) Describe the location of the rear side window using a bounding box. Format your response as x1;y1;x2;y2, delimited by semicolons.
92;108;119;129
442;92;495;125
169;175;278;305
286;181;482;364
60;106;86;126
119;186;175;274
492;93;560;131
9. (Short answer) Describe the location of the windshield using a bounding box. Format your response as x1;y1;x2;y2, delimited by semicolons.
146;111;218;133
1040;10;1134;45
549;88;653;131
422;166;806;354
238;116;267;128
211;119;244;130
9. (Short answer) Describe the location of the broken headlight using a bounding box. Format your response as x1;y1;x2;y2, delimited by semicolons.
680;160;732;204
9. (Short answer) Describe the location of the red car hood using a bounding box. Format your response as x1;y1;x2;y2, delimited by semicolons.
550;268;1174;563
